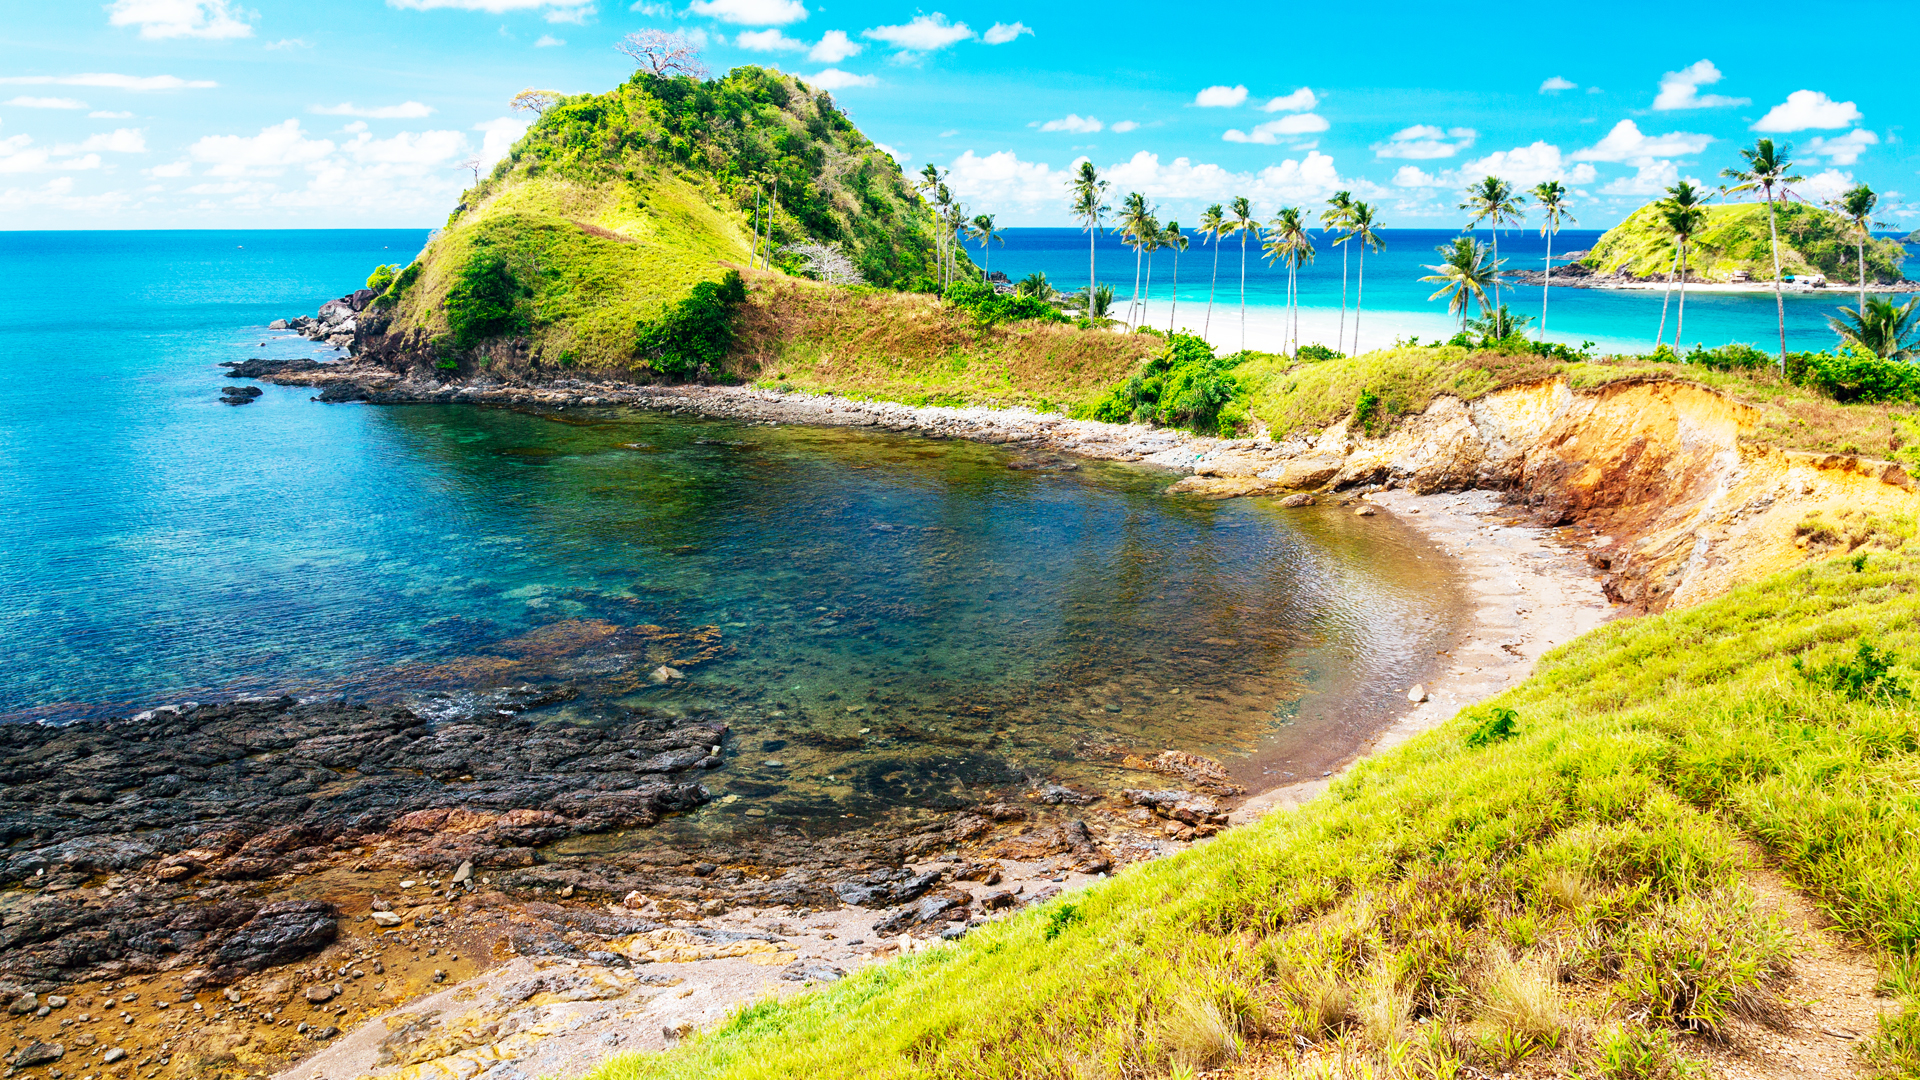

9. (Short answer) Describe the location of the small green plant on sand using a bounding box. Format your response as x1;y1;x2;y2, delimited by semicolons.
1465;706;1520;747
1792;640;1909;702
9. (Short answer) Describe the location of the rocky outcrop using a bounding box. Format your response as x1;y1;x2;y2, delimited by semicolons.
1167;377;1919;612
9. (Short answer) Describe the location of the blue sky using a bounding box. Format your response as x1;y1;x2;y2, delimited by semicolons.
3;0;1914;230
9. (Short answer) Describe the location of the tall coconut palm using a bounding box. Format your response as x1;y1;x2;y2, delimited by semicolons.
1830;183;1880;314
1069;161;1110;313
1140;216;1163;327
1266;207;1314;356
1658;181;1709;350
1197;203;1227;342
1459;176;1526;311
1342;202;1385;355
1118;192;1151;328
1829;295;1920;360
1162;221;1190;332
969;214;1004;282
1421;236;1504;332
1722;138;1805;371
1530;180;1573;342
1321;191;1355;349
1228;196;1257;352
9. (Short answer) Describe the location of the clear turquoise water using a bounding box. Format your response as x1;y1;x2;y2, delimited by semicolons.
1;231;1459;815
967;227;1918;355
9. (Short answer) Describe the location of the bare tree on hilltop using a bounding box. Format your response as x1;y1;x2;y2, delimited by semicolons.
617;30;709;79
510;89;563;115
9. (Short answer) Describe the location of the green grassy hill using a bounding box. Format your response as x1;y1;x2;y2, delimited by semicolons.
1583;200;1907;285
366;66;947;372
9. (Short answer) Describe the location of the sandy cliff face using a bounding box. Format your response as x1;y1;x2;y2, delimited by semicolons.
1168;377;1918;613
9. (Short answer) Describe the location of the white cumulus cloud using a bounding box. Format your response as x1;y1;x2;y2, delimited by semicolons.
6;97;88;109
544;2;594;22
1751;89;1862;132
1600;160;1681;196
1262;87;1316;112
982;21;1031;44
943;149;1063;207
107;0;253;39
474;117;529;169
1111;120;1139;133
1804;128;1878;166
862;14;972;51
1036;114;1101;134
808;29;860;62
1373;124;1476;160
804;69;875;90
187;119;337;178
1796;169;1856;204
1571;119;1711;163
872;141;906;163
311;102;436;119
1652;59;1747;111
737;28;805;50
1193;85;1248;108
90;110;136;119
534;33;564;45
0;73;217;91
1459;142;1596;187
1222;113;1328;144
55;129;147;154
1539;76;1576;93
686;0;806;24
388;0;599;14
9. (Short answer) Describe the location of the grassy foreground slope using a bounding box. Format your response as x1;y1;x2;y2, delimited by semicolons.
370;66;945;370
586;521;1920;1079
1583;201;1907;284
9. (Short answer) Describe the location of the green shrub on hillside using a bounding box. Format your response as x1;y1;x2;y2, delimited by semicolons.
445;248;528;347
634;270;749;376
944;278;1066;328
1294;343;1343;361
365;263;402;293
1788;348;1920;404
1082;333;1246;436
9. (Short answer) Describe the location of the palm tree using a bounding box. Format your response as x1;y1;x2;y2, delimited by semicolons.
1530;180;1573;342
1459;176;1526;311
1658;181;1709;350
1829;296;1920;360
1465;306;1533;339
968;214;1003;282
1069;161;1110;314
1722;138;1805;370
1162;221;1189;332
1197;204;1227;342
1140;216;1163;328
1119;192;1151;328
1321;191;1354;349
1228;196;1257;352
1830;183;1879;314
1421;236;1504;332
1266;207;1314;356
1342;202;1385;355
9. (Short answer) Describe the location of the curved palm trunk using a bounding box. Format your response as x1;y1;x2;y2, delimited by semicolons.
1859;234;1867;314
1540;226;1552;342
1290;261;1299;356
1239;233;1249;353
1088;227;1097;322
1205;242;1220;342
1144;251;1154;329
1489;228;1501;312
1127;251;1137;325
1676;240;1689;349
1168;249;1180;333
1766;187;1786;371
1338;242;1348;351
1656;246;1680;350
1354;247;1365;354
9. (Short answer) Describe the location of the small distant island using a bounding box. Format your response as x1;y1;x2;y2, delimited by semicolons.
1520;200;1915;291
